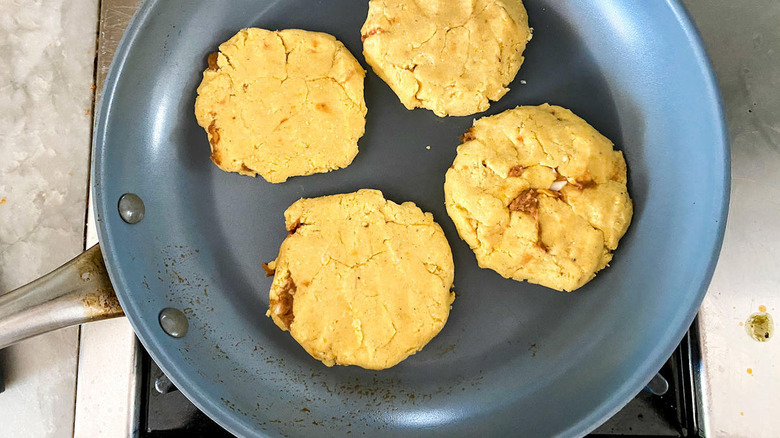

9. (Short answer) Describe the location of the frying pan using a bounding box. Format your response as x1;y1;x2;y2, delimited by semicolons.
0;0;728;436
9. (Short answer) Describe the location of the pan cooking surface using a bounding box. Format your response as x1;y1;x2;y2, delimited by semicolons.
93;1;728;436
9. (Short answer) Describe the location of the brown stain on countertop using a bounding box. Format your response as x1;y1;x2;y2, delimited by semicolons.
745;311;773;342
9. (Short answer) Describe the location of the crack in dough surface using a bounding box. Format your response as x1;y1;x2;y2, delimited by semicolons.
361;0;532;117
267;190;455;370
444;104;633;292
195;28;367;183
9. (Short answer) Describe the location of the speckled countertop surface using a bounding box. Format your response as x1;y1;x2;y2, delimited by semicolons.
0;0;98;436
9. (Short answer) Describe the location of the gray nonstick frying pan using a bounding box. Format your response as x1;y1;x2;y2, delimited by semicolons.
0;1;729;436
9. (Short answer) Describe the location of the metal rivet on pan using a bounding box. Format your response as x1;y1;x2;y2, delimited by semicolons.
118;193;145;224
159;308;189;338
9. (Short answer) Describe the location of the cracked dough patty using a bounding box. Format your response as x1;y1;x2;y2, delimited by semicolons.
444;104;633;291
266;190;455;370
361;0;531;117
194;28;367;183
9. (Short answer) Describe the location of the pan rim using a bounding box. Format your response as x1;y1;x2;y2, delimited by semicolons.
91;0;730;436
562;1;731;436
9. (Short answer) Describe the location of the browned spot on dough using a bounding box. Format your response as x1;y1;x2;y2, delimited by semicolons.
207;52;219;70
509;189;553;252
207;121;220;147
508;165;525;177
460;128;477;143
311;39;319;49
509;189;538;217
535;236;548;252
261;263;275;277
361;28;385;42
287;218;301;235
240;164;253;174
271;277;296;329
316;103;330;113
0;198;5;205
210;150;223;166
571;179;596;190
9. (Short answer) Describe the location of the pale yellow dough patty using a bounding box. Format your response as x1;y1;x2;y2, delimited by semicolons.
194;28;367;183
361;0;532;117
266;190;455;370
444;104;633;291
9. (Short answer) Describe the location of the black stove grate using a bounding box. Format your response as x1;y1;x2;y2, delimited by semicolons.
139;321;702;437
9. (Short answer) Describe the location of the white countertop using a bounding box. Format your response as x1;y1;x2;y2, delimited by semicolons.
688;0;780;436
1;1;778;437
0;0;99;436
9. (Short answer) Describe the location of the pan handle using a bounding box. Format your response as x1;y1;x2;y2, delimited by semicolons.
0;244;124;349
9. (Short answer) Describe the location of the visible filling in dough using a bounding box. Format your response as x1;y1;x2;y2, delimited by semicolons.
444;104;633;291
508;188;539;216
266;190;455;370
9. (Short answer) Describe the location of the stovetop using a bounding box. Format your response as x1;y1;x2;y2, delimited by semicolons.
138;322;702;437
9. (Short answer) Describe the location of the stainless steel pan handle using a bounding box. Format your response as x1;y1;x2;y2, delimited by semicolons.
0;244;124;349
